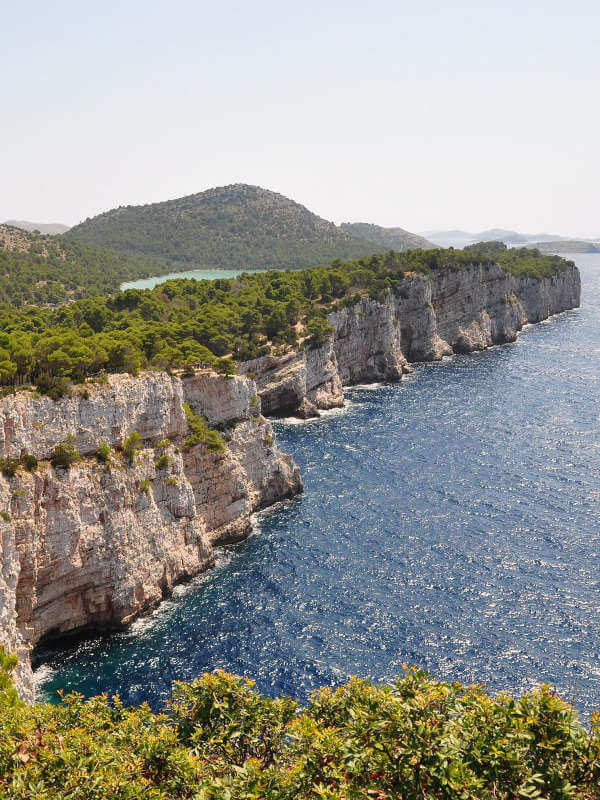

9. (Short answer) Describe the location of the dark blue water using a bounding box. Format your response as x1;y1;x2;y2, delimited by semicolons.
38;255;600;716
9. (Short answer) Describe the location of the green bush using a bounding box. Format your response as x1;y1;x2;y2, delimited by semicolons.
155;453;171;470
20;452;37;472
305;315;334;348
96;441;111;463
214;356;236;376
36;374;72;400
139;478;151;494
0;659;599;799
0;510;11;522
166;476;178;486
0;648;21;707
0;457;19;478
50;436;80;469
156;438;171;449
122;431;142;465
183;402;225;453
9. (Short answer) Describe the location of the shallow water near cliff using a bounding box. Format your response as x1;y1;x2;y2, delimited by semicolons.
38;255;600;717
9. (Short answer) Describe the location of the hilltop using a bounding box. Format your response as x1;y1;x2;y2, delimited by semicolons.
0;224;161;306
65;184;432;269
3;219;70;234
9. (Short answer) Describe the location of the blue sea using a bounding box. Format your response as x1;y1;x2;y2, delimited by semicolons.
38;254;600;717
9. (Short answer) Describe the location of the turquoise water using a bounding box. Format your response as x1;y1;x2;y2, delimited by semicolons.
38;255;600;716
121;267;264;291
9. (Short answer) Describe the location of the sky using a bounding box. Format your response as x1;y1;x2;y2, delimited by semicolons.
2;1;599;236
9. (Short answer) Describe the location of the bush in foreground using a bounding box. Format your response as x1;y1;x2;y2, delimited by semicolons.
0;653;599;799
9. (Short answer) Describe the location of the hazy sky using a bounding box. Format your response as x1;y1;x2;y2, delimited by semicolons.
2;1;599;235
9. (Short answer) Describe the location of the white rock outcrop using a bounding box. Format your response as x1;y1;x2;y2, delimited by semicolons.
241;262;581;416
0;372;302;700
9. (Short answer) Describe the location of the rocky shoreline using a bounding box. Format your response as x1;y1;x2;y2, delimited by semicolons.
241;261;581;417
0;259;581;700
0;372;302;700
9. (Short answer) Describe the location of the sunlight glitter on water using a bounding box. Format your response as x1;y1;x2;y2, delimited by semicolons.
37;255;600;717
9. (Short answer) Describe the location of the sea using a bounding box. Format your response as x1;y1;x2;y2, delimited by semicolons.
37;254;600;719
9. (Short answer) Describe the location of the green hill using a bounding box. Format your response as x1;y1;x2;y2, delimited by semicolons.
0;224;161;306
65;184;431;269
340;221;434;251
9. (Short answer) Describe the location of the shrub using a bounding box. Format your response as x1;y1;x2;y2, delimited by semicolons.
21;453;37;472
0;647;21;707
51;436;80;469
139;478;151;494
36;374;72;400
305;316;334;348
122;431;142;465
156;438;171;449
96;441;111;463
166;476;178;486
214;356;236;376
0;457;19;478
155;453;171;470
0;665;599;798
0;510;11;522
182;402;225;453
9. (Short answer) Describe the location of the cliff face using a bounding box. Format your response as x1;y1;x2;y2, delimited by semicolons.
1;261;581;699
0;372;302;700
242;262;581;416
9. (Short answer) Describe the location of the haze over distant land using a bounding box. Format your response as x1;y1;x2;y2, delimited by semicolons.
4;220;70;235
421;229;599;249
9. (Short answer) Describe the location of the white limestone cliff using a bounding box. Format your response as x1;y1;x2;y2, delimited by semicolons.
0;372;302;700
241;262;581;416
0;260;581;699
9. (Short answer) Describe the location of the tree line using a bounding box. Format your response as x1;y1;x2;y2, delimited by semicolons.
0;247;571;394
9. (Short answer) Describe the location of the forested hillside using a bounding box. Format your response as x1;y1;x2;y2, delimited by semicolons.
65;184;429;269
0;247;571;391
0;225;163;306
340;221;434;251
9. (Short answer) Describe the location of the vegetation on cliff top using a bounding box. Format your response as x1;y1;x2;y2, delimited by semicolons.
64;184;429;269
0;650;598;799
0;247;572;391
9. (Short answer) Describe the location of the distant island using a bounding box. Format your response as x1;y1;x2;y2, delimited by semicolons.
524;240;600;254
3;219;70;235
423;227;600;249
